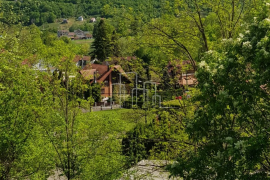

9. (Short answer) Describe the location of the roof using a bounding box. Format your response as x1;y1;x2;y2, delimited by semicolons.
167;60;195;73
82;56;91;61
97;65;131;83
68;32;75;36
73;55;81;63
114;65;125;75
82;64;131;82
80;69;96;80
74;55;91;63
180;75;197;86
166;60;197;86
22;55;38;67
76;35;85;38
74;29;84;33
83;64;109;78
58;30;69;33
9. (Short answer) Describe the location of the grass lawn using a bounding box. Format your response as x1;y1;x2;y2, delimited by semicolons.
92;109;148;131
40;17;95;31
162;99;182;107
72;38;94;45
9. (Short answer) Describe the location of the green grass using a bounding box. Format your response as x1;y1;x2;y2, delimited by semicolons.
92;109;148;131
72;38;94;45
162;99;182;107
40;17;94;31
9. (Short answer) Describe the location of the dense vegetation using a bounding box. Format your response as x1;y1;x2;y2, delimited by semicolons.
1;0;270;179
1;0;163;26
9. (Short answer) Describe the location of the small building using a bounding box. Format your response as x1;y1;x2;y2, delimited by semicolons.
57;30;69;37
58;29;92;40
81;64;131;97
73;55;91;69
77;16;83;21
85;34;93;39
22;58;56;74
166;60;197;87
90;18;96;23
62;19;68;24
67;32;75;39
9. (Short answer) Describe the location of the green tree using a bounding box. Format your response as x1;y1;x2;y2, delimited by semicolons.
123;108;193;167
69;24;79;32
37;39;126;179
168;4;270;179
0;24;53;180
47;12;56;23
110;30;120;57
91;19;111;61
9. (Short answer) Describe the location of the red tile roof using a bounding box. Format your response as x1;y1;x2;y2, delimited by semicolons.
73;55;82;63
83;64;109;78
80;69;96;80
82;56;91;61
74;55;91;62
82;64;131;82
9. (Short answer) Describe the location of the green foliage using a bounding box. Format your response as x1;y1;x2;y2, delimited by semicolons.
123;109;190;167
2;0;270;179
0;23;136;179
69;23;93;32
168;4;270;179
84;83;101;102
0;24;53;179
91;19;114;61
0;0;164;26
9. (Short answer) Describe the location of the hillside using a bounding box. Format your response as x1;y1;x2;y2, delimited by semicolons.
1;0;163;26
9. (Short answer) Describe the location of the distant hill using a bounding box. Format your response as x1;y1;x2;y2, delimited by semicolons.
1;0;163;26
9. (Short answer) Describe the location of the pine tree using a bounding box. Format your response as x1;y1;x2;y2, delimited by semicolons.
91;19;111;61
110;30;120;57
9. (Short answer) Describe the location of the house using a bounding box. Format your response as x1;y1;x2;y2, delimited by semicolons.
57;30;69;37
74;29;86;39
166;60;197;87
62;19;68;24
80;64;131;97
74;29;84;35
22;58;56;73
73;55;91;69
90;18;96;23
78;16;83;21
68;32;75;39
85;34;93;39
58;29;93;40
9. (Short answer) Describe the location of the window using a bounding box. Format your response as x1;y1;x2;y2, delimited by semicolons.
101;88;105;94
104;80;109;87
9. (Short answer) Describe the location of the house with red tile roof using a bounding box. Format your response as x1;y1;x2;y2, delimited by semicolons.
80;64;131;97
73;55;91;69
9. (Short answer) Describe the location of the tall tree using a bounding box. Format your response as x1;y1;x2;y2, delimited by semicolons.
0;25;52;180
91;19;111;61
168;4;270;179
110;30;120;57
